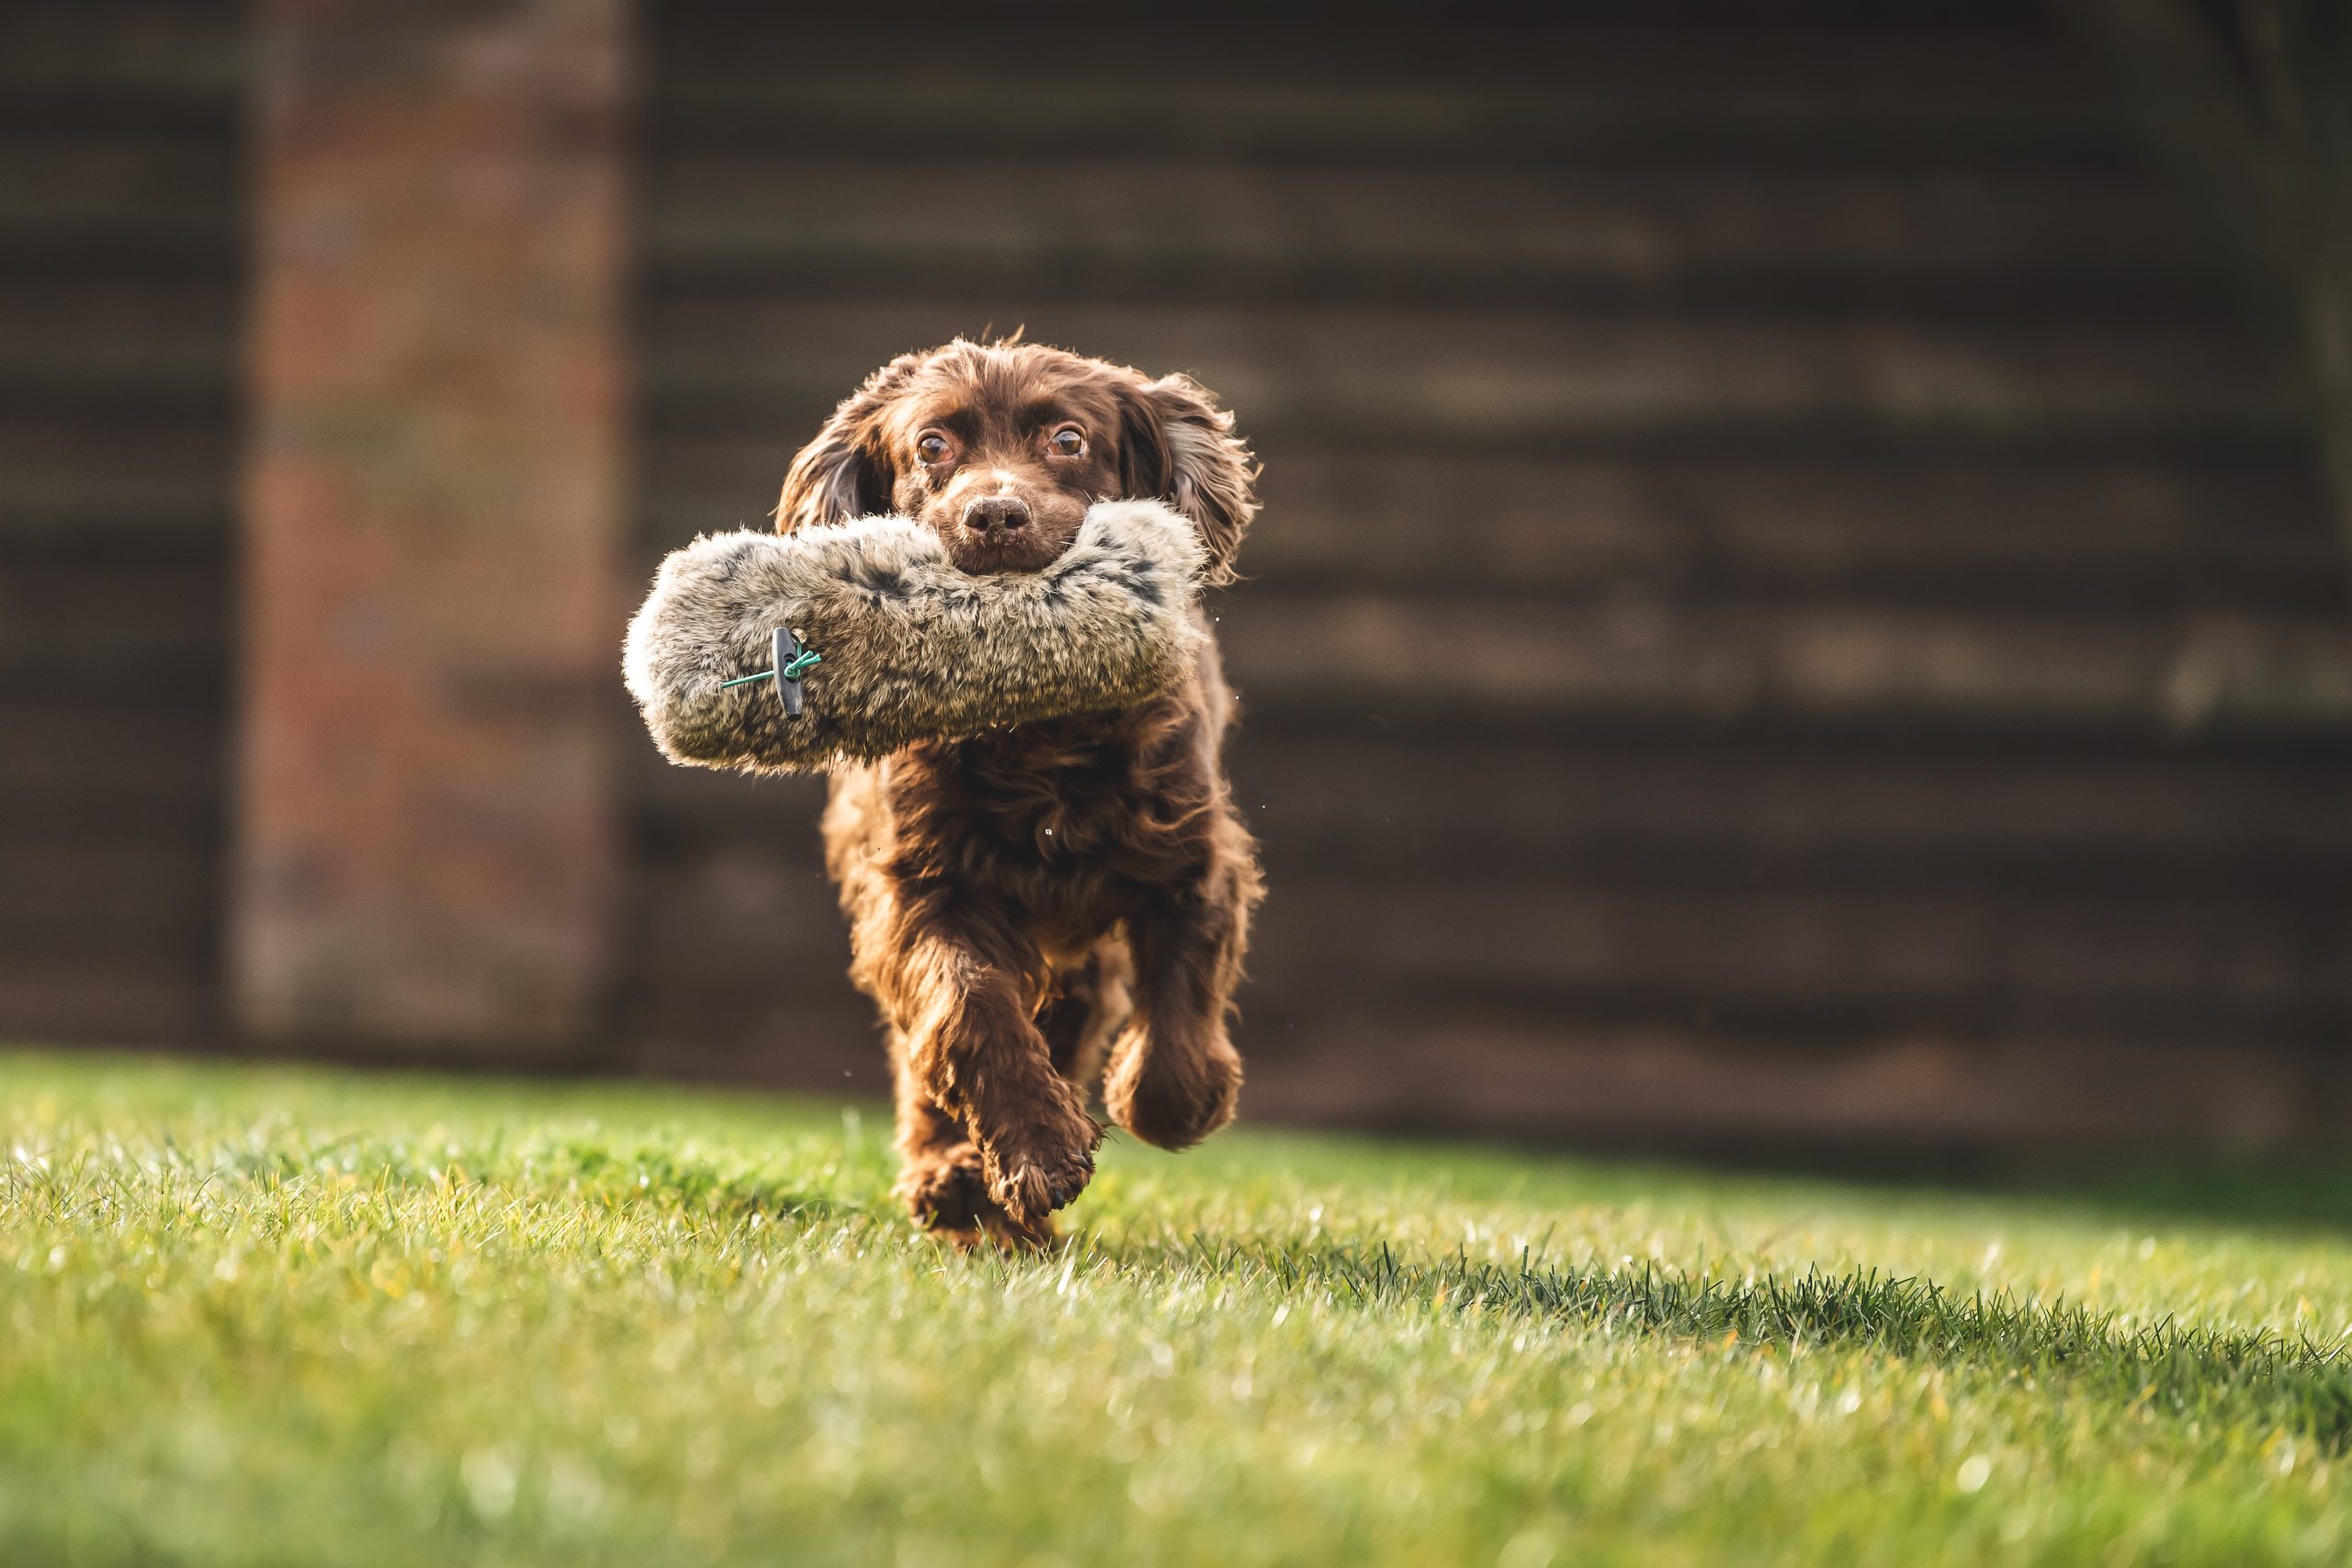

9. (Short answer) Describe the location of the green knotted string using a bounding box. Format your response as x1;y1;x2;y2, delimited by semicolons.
718;647;822;690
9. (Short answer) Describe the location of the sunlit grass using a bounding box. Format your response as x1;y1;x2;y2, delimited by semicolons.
5;1048;2350;1566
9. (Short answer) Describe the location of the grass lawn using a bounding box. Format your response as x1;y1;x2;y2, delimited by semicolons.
6;1050;2352;1566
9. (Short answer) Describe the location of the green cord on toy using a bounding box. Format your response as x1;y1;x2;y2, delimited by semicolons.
717;627;821;719
718;647;821;689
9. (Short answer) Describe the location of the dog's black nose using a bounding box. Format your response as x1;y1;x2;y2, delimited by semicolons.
963;495;1032;536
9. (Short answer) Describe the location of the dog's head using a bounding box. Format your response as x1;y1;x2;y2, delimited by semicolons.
775;338;1257;581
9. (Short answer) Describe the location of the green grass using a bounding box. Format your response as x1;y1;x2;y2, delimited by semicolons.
6;1050;2352;1566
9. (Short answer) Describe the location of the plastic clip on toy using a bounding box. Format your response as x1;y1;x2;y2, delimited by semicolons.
717;626;822;717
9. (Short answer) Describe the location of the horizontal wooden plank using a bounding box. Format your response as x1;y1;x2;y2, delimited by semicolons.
619;818;2352;1014
0;277;238;387
0;2;243;102
628;733;2352;895
1232;735;2352;875
617;836;2352;1043
0;793;219;844
0;559;229;671
654;3;2072;78
0;840;220;947
643;155;2221;312
641;116;2132;181
605;1012;2352;1156
651;20;2139;169
1230;1020;2352;1153
616;976;2352;1070
639;300;2305;455
0;412;234;543
0;510;230;561
0;962;216;1046
1244;878;2352;1015
1241;456;2341;595
627;845;844;964
646;158;2209;276
1213;592;2352;736
81;562;2338;732
0;139;234;233
1234;695;2352;761
0;704;225;798
624;752;830;818
379;978;2352;1130
0;224;237;283
614;992;884;1091
640;442;2345;612
0;375;231;421
0;662;224;706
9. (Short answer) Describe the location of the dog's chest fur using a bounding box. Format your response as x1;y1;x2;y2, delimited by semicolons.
825;672;1223;960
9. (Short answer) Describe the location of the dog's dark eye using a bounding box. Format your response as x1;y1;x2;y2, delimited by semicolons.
1049;427;1086;457
916;431;950;463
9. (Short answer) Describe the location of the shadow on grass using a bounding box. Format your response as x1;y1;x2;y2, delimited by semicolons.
1984;1160;2352;1244
1681;1142;2352;1246
1078;1233;2352;1451
1626;1145;2352;1247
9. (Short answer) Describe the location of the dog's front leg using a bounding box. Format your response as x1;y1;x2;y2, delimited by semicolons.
885;905;1100;1226
1103;830;1255;1149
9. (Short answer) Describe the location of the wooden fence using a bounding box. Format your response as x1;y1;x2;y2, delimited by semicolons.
5;0;2348;1153
0;0;242;1046
620;1;2352;1151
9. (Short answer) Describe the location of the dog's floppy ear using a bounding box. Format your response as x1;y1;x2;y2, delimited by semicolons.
775;352;922;535
1117;371;1258;586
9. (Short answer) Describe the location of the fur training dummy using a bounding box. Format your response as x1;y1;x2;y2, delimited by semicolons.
624;498;1208;774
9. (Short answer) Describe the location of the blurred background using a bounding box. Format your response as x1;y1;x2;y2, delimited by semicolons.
4;0;2348;1162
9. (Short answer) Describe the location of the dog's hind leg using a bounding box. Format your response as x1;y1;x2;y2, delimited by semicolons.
888;1026;989;1242
1035;938;1136;1090
1102;807;1260;1150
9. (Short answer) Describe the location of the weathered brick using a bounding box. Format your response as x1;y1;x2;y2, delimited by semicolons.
233;0;630;1052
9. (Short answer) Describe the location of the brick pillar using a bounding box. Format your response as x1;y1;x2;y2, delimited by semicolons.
234;0;631;1054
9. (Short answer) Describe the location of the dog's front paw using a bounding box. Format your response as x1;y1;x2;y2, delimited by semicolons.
1106;1029;1242;1151
897;1142;1063;1252
979;1093;1102;1226
896;1140;992;1237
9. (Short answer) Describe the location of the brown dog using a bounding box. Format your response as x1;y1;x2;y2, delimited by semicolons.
774;338;1265;1247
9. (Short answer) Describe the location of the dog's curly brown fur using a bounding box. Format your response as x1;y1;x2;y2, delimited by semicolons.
777;338;1264;1248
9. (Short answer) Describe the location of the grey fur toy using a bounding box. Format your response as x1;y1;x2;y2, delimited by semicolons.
623;499;1208;774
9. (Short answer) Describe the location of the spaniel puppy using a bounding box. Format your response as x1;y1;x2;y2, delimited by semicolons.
775;338;1264;1247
